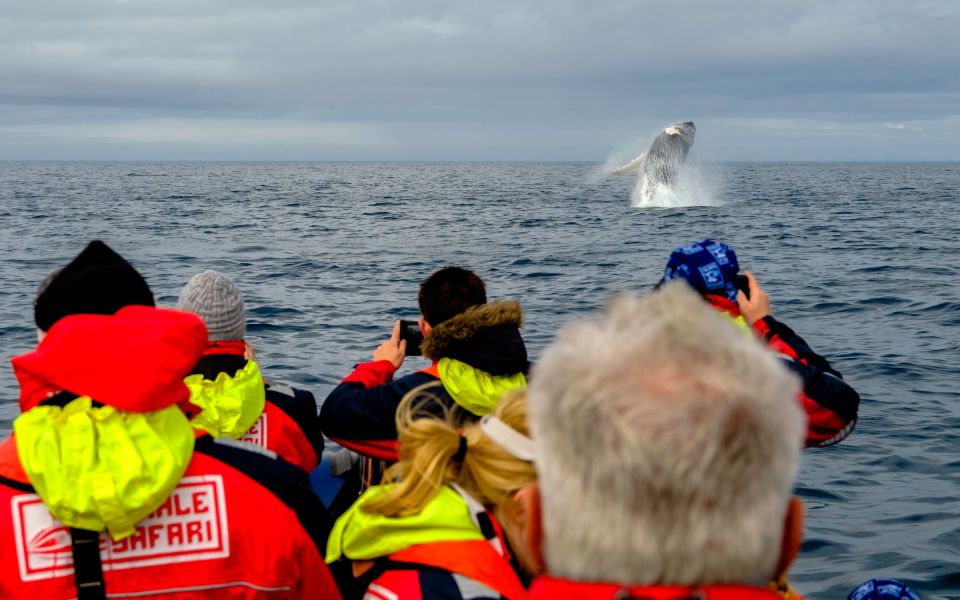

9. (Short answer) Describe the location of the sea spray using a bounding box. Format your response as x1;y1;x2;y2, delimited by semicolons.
631;161;720;208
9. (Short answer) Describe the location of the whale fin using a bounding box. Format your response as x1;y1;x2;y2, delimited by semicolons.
612;153;646;175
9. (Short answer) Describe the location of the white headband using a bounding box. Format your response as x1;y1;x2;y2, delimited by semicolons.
480;414;536;462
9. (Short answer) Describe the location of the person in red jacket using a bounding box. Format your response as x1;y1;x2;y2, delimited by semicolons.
0;305;341;599
659;239;860;448
321;267;528;461
521;285;808;600
177;270;323;472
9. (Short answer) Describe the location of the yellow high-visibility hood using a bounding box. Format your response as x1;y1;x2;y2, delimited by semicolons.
185;359;265;438
14;396;194;541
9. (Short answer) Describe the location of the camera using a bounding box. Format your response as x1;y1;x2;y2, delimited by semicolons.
735;274;751;300
398;319;424;356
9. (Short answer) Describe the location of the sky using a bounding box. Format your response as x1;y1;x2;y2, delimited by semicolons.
2;0;958;161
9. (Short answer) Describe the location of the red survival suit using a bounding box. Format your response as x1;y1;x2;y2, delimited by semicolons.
0;307;341;599
706;295;860;448
185;341;323;472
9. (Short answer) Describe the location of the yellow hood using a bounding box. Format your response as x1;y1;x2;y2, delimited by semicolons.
437;357;526;416
326;484;484;563
14;396;194;541
185;359;265;438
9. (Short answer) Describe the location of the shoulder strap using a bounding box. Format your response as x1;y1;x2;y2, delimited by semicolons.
70;528;106;600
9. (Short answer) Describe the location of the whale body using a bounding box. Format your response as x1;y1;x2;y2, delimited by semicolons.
614;121;696;184
613;121;696;207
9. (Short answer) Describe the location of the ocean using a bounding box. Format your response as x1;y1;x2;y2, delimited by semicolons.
1;161;958;598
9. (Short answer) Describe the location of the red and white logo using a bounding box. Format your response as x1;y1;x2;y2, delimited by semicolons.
12;476;230;582
240;412;268;448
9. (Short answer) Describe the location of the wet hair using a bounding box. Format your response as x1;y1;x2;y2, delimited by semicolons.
418;266;487;326
363;385;536;518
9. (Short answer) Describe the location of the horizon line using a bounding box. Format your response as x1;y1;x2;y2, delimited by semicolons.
2;159;958;165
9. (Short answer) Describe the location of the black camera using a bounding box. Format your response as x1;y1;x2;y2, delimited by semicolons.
398;319;424;357
735;274;751;300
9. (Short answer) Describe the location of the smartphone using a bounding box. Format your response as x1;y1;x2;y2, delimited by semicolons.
735;274;751;300
398;319;424;357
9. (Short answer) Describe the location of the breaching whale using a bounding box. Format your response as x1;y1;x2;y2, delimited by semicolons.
613;121;696;189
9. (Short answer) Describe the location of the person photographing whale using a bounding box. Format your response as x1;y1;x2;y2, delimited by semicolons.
659;239;860;448
320;266;529;461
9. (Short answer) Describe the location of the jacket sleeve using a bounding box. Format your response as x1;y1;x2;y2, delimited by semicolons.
319;361;438;444
753;316;860;448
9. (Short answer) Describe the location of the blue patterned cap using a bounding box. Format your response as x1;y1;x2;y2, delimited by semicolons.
848;579;920;600
662;239;740;302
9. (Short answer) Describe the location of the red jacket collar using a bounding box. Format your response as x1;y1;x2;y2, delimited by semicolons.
528;576;786;600
12;306;207;412
202;340;247;357
704;294;741;318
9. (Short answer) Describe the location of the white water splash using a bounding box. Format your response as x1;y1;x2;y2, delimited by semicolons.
631;162;719;208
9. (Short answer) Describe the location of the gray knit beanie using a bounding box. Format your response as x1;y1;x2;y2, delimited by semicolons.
177;270;246;341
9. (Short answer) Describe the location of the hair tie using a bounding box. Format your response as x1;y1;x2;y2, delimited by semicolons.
452;435;468;463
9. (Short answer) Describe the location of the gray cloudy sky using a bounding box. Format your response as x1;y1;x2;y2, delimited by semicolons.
2;0;958;161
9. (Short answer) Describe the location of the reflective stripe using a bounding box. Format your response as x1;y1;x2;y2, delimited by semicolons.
100;581;293;597
365;583;400;600
452;573;500;600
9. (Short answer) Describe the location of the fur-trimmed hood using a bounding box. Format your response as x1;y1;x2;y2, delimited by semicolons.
421;300;528;376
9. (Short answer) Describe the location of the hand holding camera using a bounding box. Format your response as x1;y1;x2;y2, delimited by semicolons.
398;320;424;357
372;321;408;369
736;271;772;325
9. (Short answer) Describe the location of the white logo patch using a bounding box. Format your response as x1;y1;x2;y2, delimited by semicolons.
12;475;230;582
240;412;268;448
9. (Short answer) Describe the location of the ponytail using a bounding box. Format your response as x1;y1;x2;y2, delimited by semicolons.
363;384;536;518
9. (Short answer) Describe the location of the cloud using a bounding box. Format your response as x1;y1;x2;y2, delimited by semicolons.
1;0;958;160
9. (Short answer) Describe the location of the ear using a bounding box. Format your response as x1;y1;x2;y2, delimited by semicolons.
418;318;431;336
515;484;546;572
775;497;804;578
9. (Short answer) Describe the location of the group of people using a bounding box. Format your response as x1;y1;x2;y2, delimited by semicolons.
0;238;917;599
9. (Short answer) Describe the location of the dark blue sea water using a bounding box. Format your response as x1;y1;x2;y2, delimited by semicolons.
1;161;958;598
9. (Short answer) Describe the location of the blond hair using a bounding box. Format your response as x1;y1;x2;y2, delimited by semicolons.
363;386;536;517
527;283;805;585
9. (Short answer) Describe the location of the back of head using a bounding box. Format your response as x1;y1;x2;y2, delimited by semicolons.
527;283;805;585
177;270;246;341
418;266;487;326
662;239;739;302
364;385;535;518
848;579;920;600
34;240;155;332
